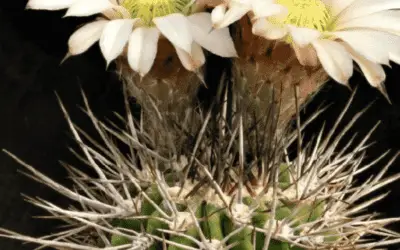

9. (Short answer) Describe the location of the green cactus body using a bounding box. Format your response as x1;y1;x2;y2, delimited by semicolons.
201;203;224;240
252;207;271;250
259;239;305;250
111;234;132;246
221;211;252;249
278;164;291;189
111;185;164;247
275;206;293;221
243;196;256;206
289;200;326;225
147;210;169;236
118;218;142;231
111;218;143;246
252;209;294;250
141;185;163;216
231;239;254;250
168;226;199;250
268;240;291;250
11;87;400;250
111;219;143;246
148;243;158;250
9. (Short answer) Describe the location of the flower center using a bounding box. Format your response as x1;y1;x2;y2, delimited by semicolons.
272;0;331;32
122;0;193;26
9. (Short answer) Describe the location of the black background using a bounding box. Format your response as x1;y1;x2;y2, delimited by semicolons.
0;1;400;249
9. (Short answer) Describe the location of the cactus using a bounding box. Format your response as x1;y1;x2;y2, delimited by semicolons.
1;84;399;250
4;0;400;249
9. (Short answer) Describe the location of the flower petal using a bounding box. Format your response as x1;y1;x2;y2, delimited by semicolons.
321;0;358;17
342;42;386;92
26;0;76;10
338;0;400;23
103;6;131;19
288;25;321;47
214;2;251;28
252;0;287;19
252;19;287;40
175;42;205;71
153;14;193;53
65;0;114;17
187;13;237;57
68;20;108;56
99;19;137;65
127;27;160;76
211;5;227;26
333;30;396;65
336;10;400;36
312;39;353;85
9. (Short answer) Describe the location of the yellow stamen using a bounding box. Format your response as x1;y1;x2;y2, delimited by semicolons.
122;0;193;26
272;0;331;32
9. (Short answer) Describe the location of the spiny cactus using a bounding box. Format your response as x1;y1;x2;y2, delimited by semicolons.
1;82;399;250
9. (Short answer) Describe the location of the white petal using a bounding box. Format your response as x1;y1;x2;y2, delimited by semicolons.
312;39;353;85
153;14;193;53
333;30;399;65
127;27;159;76
322;0;358;17
214;2;251;28
389;52;400;65
65;0;114;17
334;30;389;64
336;10;400;36
175;42;206;71
187;13;237;57
99;19;137;65
252;19;287;40
293;44;319;67
338;0;400;23
103;6;131;19
252;0;287;19
26;0;76;10
342;42;386;89
68;20;108;55
288;25;321;47
211;4;227;25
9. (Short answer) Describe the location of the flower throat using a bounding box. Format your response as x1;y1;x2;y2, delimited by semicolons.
273;0;331;32
122;0;193;26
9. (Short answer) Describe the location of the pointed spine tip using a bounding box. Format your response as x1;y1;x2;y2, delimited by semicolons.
60;53;72;65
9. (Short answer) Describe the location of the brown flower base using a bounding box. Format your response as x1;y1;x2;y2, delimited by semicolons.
116;38;202;112
233;16;328;130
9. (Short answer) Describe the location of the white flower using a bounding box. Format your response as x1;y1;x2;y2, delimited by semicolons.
210;0;287;29
247;0;400;96
26;0;237;76
211;0;252;29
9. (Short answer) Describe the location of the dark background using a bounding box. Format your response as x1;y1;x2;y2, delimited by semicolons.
0;1;399;249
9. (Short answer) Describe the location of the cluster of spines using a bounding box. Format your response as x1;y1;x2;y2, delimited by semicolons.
0;88;399;250
108;168;329;250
